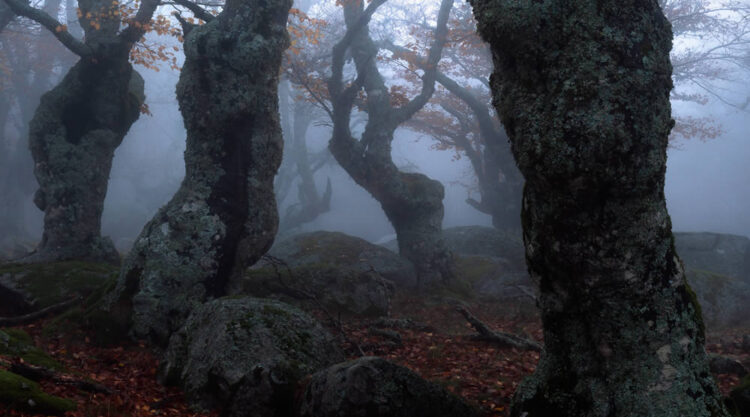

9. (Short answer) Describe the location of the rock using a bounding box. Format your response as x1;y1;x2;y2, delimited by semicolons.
0;369;76;415
675;232;750;284
443;226;525;268
730;375;750;417
161;297;344;416
743;335;750;353
708;354;748;377
0;262;117;316
453;255;533;300
299;357;479;417
228;262;394;317
269;231;417;287
685;269;750;328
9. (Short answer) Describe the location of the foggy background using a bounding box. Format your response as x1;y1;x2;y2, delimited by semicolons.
2;3;749;253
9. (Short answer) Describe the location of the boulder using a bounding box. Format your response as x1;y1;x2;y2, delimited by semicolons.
381;226;526;270
675;232;750;283
453;255;533;301
299;357;479;417
269;231;416;287
228;262;394;317
0;262;117;316
685;269;750;328
161;297;344;417
443;226;525;268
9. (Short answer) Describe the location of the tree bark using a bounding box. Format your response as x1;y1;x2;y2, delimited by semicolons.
107;0;291;346
24;56;143;265
3;0;159;264
470;1;728;416
328;0;455;286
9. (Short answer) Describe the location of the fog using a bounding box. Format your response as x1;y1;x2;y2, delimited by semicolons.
2;2;749;254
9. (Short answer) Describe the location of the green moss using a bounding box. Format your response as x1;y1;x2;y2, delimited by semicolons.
683;279;706;342
41;274;130;347
0;369;76;415
0;261;117;309
0;329;65;370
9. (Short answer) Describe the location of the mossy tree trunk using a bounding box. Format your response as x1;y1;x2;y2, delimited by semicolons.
328;0;455;286
107;0;291;346
469;1;729;416
3;0;159;264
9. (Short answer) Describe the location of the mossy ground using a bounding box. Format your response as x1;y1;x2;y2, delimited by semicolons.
0;261;117;309
0;369;76;415
0;328;65;370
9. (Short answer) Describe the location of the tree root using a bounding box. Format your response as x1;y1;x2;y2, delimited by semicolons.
0;296;81;326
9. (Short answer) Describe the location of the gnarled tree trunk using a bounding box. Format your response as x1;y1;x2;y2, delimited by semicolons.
3;0;159;265
26;56;143;265
107;0;291;346
328;0;455;286
470;1;729;416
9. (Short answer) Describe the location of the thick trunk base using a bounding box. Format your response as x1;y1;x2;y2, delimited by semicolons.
26;58;144;265
106;0;291;346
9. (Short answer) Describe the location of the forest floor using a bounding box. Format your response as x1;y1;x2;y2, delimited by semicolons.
1;294;748;417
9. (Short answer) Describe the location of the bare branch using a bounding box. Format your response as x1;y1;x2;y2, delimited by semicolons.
171;0;215;23
392;0;453;124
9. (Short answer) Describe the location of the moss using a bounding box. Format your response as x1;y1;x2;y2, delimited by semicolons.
0;261;117;309
0;369;76;415
0;329;65;370
682;279;706;342
41;274;130;347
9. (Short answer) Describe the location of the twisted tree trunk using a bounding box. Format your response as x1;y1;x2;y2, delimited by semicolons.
2;0;159;264
470;1;729;416
107;0;291;345
25;56;143;264
328;0;455;286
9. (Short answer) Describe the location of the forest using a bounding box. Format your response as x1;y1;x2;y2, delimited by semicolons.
0;0;749;416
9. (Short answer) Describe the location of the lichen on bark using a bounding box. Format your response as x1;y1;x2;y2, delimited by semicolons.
106;0;292;346
469;1;729;416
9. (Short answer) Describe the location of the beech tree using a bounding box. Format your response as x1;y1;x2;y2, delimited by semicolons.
0;0;76;241
2;0;161;264
470;1;729;416
107;0;291;345
327;0;455;285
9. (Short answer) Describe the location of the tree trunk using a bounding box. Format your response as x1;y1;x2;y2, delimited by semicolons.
107;0;291;346
328;0;455;286
22;56;142;265
470;1;728;416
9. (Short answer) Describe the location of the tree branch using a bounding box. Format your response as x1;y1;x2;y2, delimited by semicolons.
118;0;162;44
392;0;452;124
0;296;81;326
171;0;214;23
457;306;542;352
1;0;91;56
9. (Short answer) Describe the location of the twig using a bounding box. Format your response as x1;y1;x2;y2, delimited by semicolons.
457;306;542;352
0;296;81;326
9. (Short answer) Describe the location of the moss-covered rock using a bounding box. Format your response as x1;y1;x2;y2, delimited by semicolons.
0;329;65;370
0;369;76;415
228;262;394;317
161;297;344;417
270;231;417;287
299;357;480;417
0;261;117;316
